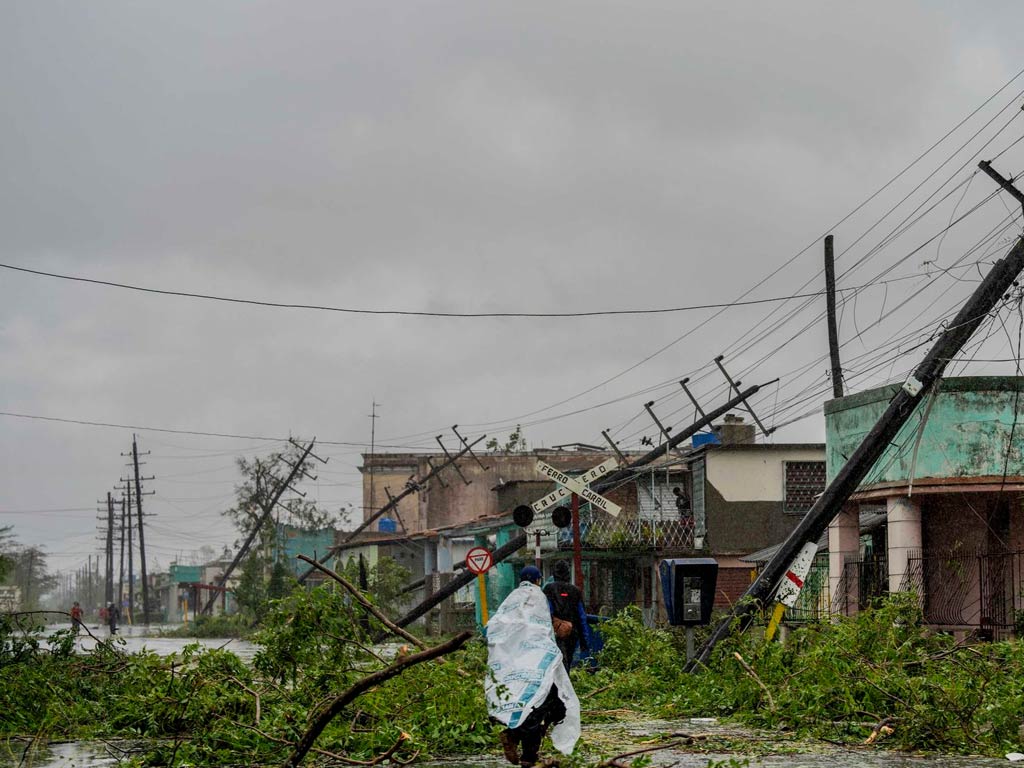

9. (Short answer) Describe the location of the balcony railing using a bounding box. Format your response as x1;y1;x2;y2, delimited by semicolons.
555;509;696;552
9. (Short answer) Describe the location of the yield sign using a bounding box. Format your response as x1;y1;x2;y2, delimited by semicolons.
465;546;493;575
531;459;622;518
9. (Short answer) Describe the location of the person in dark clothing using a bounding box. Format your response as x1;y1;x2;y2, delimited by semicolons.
500;685;567;767
542;560;590;672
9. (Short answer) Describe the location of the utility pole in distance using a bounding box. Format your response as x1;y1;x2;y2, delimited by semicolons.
126;435;155;623
105;493;115;605
825;234;844;399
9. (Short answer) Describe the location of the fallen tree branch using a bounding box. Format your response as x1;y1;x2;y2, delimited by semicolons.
297;554;426;650
864;717;894;745
733;652;776;712
226;676;261;724
283;630;472;768
311;732;412;765
596;741;681;767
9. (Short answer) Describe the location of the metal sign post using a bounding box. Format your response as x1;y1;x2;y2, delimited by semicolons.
466;546;494;626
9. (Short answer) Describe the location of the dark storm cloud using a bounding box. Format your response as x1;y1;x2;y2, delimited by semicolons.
1;1;1021;568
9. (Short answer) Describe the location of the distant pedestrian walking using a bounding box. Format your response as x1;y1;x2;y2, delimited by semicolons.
70;601;83;634
107;603;119;635
543;561;590;672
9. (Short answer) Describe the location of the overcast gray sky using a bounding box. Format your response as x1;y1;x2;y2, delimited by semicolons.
2;2;1023;576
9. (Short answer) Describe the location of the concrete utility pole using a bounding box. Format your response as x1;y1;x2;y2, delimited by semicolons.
125;480;133;622
296;433;488;583
202;439;318;615
368;401;379;515
591;382;775;496
825;234;844;399
105;493;115;605
130;435;154;623
693;200;1024;668
118;495;126;613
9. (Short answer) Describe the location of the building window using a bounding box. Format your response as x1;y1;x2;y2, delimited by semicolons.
784;461;826;513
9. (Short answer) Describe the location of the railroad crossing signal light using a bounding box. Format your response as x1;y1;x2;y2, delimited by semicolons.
551;506;572;528
512;505;534;527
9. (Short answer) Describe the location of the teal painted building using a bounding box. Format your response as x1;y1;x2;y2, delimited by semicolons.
824;376;1024;637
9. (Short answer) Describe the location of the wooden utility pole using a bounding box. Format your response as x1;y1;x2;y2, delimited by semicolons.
693;203;1024;668
825;234;844;399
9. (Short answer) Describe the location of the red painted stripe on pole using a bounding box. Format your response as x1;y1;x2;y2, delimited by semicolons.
785;571;804;588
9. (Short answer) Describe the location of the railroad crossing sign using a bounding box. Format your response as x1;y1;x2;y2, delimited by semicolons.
465;546;494;575
531;459;622;518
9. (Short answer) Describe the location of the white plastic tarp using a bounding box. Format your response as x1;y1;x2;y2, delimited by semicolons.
484;581;581;754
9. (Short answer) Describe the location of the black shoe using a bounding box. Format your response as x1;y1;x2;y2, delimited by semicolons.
498;730;519;765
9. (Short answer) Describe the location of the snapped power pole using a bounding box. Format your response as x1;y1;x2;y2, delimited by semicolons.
203;438;324;615
692;168;1024;668
296;431;489;583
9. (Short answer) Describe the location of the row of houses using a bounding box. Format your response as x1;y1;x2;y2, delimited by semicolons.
352;376;1024;639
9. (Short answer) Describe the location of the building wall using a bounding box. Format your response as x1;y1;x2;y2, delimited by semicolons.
706;448;826;502
702;446;825;555
363;450;636;533
824;377;1024;492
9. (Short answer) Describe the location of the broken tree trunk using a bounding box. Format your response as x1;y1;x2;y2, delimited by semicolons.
283;630;473;768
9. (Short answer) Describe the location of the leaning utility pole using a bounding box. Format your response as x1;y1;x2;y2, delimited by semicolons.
202;438;321;615
125;480;133;622
825;234;844;399
693;165;1024;668
591;381;775;496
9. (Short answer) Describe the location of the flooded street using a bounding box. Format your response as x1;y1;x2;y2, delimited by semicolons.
3;719;1013;767
59;623;258;662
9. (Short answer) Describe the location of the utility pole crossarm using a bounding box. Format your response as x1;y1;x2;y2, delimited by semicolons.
692;224;1024;669
295;433;488;583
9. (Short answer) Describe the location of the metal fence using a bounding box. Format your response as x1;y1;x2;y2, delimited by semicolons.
829;549;1024;638
561;509;696;552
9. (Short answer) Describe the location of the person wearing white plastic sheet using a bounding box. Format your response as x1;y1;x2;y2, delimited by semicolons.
485;565;581;767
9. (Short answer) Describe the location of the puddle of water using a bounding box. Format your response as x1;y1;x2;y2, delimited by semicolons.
44;623;258;662
1;738;1014;768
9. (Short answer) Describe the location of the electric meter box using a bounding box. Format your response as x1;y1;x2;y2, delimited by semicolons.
659;558;718;626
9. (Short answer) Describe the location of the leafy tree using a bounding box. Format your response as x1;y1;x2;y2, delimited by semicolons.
0;526;15;582
223;445;338;620
485;424;527;452
3;546;56;611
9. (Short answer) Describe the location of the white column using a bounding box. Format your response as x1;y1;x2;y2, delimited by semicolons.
436;537;453;572
828;503;860;616
887;496;922;595
423;539;438;575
